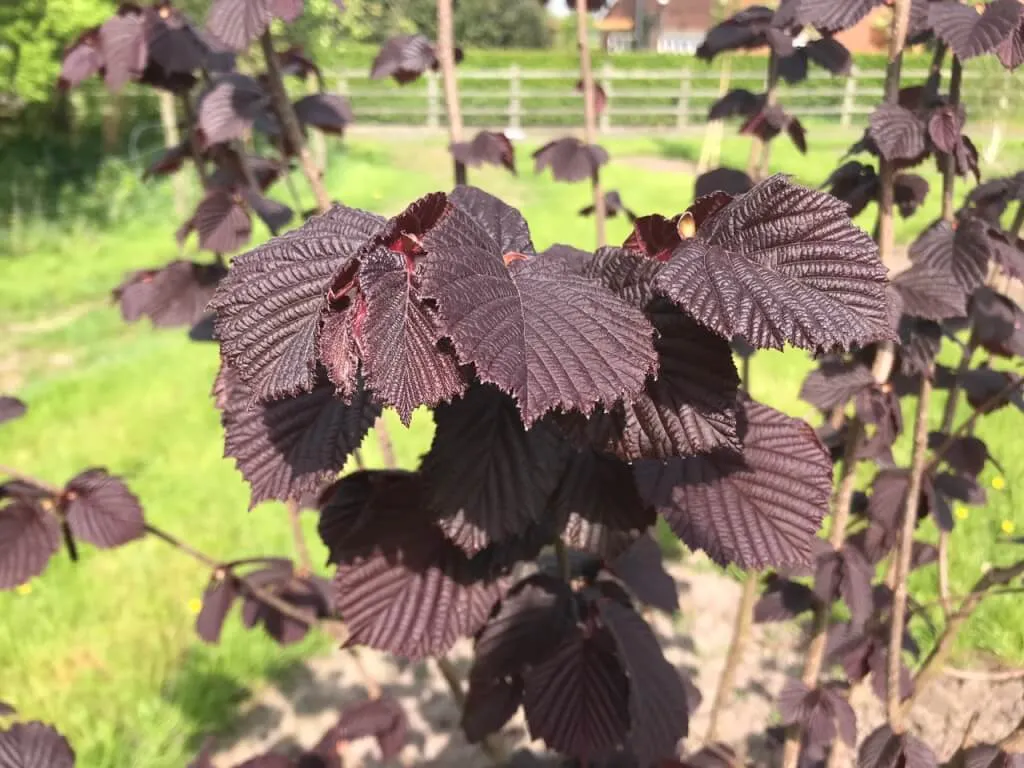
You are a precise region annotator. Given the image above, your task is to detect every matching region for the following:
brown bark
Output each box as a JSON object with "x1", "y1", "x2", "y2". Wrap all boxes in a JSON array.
[
  {"x1": 436, "y1": 0, "x2": 467, "y2": 186},
  {"x1": 575, "y1": 0, "x2": 606, "y2": 247}
]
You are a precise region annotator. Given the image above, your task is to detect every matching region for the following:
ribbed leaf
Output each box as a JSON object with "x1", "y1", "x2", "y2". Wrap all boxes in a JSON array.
[
  {"x1": 800, "y1": 357, "x2": 874, "y2": 411},
  {"x1": 858, "y1": 724, "x2": 937, "y2": 768},
  {"x1": 778, "y1": 679, "x2": 857, "y2": 749},
  {"x1": 532, "y1": 138, "x2": 609, "y2": 183},
  {"x1": 891, "y1": 262, "x2": 967, "y2": 321},
  {"x1": 61, "y1": 469, "x2": 144, "y2": 548},
  {"x1": 369, "y1": 35, "x2": 441, "y2": 84},
  {"x1": 0, "y1": 721, "x2": 75, "y2": 768},
  {"x1": 329, "y1": 696, "x2": 408, "y2": 761},
  {"x1": 653, "y1": 175, "x2": 891, "y2": 352},
  {"x1": 813, "y1": 545, "x2": 873, "y2": 627},
  {"x1": 197, "y1": 74, "x2": 267, "y2": 146},
  {"x1": 450, "y1": 131, "x2": 517, "y2": 175},
  {"x1": 195, "y1": 574, "x2": 238, "y2": 644},
  {"x1": 633, "y1": 399, "x2": 830, "y2": 568},
  {"x1": 928, "y1": 0, "x2": 1022, "y2": 61},
  {"x1": 908, "y1": 217, "x2": 989, "y2": 294},
  {"x1": 99, "y1": 8, "x2": 147, "y2": 91},
  {"x1": 206, "y1": 0, "x2": 273, "y2": 51},
  {"x1": 182, "y1": 188, "x2": 252, "y2": 253},
  {"x1": 868, "y1": 105, "x2": 927, "y2": 163},
  {"x1": 420, "y1": 204, "x2": 657, "y2": 424},
  {"x1": 462, "y1": 675, "x2": 523, "y2": 744},
  {"x1": 0, "y1": 502, "x2": 60, "y2": 590},
  {"x1": 293, "y1": 93, "x2": 353, "y2": 134}
]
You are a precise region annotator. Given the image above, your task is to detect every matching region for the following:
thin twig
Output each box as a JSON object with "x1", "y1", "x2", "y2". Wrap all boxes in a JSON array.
[
  {"x1": 943, "y1": 666, "x2": 1024, "y2": 682},
  {"x1": 258, "y1": 31, "x2": 332, "y2": 213},
  {"x1": 179, "y1": 92, "x2": 209, "y2": 188},
  {"x1": 704, "y1": 572, "x2": 758, "y2": 742},
  {"x1": 436, "y1": 0, "x2": 466, "y2": 187},
  {"x1": 575, "y1": 0, "x2": 606, "y2": 247},
  {"x1": 286, "y1": 498, "x2": 313, "y2": 575}
]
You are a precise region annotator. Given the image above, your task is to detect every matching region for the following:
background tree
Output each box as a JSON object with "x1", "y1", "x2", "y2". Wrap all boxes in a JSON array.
[{"x1": 404, "y1": 0, "x2": 553, "y2": 48}]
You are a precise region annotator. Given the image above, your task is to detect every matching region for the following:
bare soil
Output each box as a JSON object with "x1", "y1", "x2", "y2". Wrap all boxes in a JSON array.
[{"x1": 208, "y1": 559, "x2": 1024, "y2": 767}]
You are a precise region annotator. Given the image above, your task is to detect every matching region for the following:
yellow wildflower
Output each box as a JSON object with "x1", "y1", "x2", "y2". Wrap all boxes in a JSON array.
[
  {"x1": 954, "y1": 504, "x2": 969, "y2": 520},
  {"x1": 187, "y1": 597, "x2": 203, "y2": 615},
  {"x1": 15, "y1": 583, "x2": 32, "y2": 596},
  {"x1": 1002, "y1": 520, "x2": 1016, "y2": 535},
  {"x1": 992, "y1": 476, "x2": 1006, "y2": 491}
]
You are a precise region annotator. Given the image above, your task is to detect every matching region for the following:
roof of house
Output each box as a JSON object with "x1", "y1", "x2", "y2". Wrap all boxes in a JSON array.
[{"x1": 596, "y1": 0, "x2": 714, "y2": 32}]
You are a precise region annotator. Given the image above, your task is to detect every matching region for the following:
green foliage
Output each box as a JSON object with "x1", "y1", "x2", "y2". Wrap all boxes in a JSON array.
[{"x1": 401, "y1": 0, "x2": 553, "y2": 49}]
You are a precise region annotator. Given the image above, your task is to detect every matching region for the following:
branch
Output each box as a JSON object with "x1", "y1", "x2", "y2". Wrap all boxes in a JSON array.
[
  {"x1": 286, "y1": 498, "x2": 312, "y2": 576},
  {"x1": 575, "y1": 0, "x2": 606, "y2": 247},
  {"x1": 751, "y1": 51, "x2": 779, "y2": 181},
  {"x1": 436, "y1": 0, "x2": 466, "y2": 186},
  {"x1": 704, "y1": 573, "x2": 758, "y2": 741},
  {"x1": 258, "y1": 31, "x2": 332, "y2": 213}
]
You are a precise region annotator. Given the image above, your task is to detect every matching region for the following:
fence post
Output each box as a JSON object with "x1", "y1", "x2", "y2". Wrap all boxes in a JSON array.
[
  {"x1": 676, "y1": 67, "x2": 691, "y2": 129},
  {"x1": 426, "y1": 72, "x2": 440, "y2": 129},
  {"x1": 840, "y1": 66, "x2": 858, "y2": 128},
  {"x1": 599, "y1": 63, "x2": 612, "y2": 132},
  {"x1": 508, "y1": 65, "x2": 522, "y2": 133}
]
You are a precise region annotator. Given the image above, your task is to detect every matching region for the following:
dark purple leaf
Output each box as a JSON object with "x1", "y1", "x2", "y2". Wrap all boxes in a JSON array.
[
  {"x1": 753, "y1": 574, "x2": 819, "y2": 622},
  {"x1": 868, "y1": 105, "x2": 927, "y2": 163},
  {"x1": 463, "y1": 675, "x2": 523, "y2": 744},
  {"x1": 634, "y1": 399, "x2": 831, "y2": 569},
  {"x1": 778, "y1": 678, "x2": 857, "y2": 748},
  {"x1": 597, "y1": 597, "x2": 689, "y2": 764},
  {"x1": 143, "y1": 141, "x2": 192, "y2": 180},
  {"x1": 100, "y1": 7, "x2": 148, "y2": 91},
  {"x1": 960, "y1": 367, "x2": 1024, "y2": 413},
  {"x1": 927, "y1": 104, "x2": 963, "y2": 155},
  {"x1": 330, "y1": 696, "x2": 408, "y2": 761},
  {"x1": 0, "y1": 721, "x2": 75, "y2": 768},
  {"x1": 858, "y1": 724, "x2": 937, "y2": 768},
  {"x1": 420, "y1": 384, "x2": 572, "y2": 553},
  {"x1": 293, "y1": 93, "x2": 353, "y2": 134},
  {"x1": 241, "y1": 190, "x2": 294, "y2": 233},
  {"x1": 782, "y1": 0, "x2": 883, "y2": 32},
  {"x1": 928, "y1": 0, "x2": 1022, "y2": 61},
  {"x1": 182, "y1": 188, "x2": 252, "y2": 253},
  {"x1": 449, "y1": 186, "x2": 534, "y2": 254},
  {"x1": 205, "y1": 0, "x2": 289, "y2": 51},
  {"x1": 608, "y1": 534, "x2": 678, "y2": 613},
  {"x1": 934, "y1": 471, "x2": 986, "y2": 505},
  {"x1": 58, "y1": 27, "x2": 103, "y2": 89},
  {"x1": 451, "y1": 131, "x2": 516, "y2": 174},
  {"x1": 533, "y1": 137, "x2": 609, "y2": 183},
  {"x1": 927, "y1": 432, "x2": 991, "y2": 478},
  {"x1": 579, "y1": 190, "x2": 634, "y2": 221},
  {"x1": 419, "y1": 201, "x2": 657, "y2": 424},
  {"x1": 813, "y1": 545, "x2": 873, "y2": 627},
  {"x1": 0, "y1": 397, "x2": 26, "y2": 426},
  {"x1": 739, "y1": 106, "x2": 806, "y2": 154},
  {"x1": 369, "y1": 35, "x2": 445, "y2": 84},
  {"x1": 970, "y1": 287, "x2": 1024, "y2": 358},
  {"x1": 217, "y1": 364, "x2": 380, "y2": 507},
  {"x1": 654, "y1": 174, "x2": 891, "y2": 353},
  {"x1": 114, "y1": 260, "x2": 226, "y2": 330},
  {"x1": 805, "y1": 36, "x2": 853, "y2": 73},
  {"x1": 890, "y1": 262, "x2": 968, "y2": 321},
  {"x1": 0, "y1": 501, "x2": 61, "y2": 590},
  {"x1": 908, "y1": 216, "x2": 989, "y2": 295},
  {"x1": 997, "y1": 17, "x2": 1024, "y2": 69},
  {"x1": 694, "y1": 168, "x2": 753, "y2": 198},
  {"x1": 522, "y1": 625, "x2": 629, "y2": 760},
  {"x1": 211, "y1": 202, "x2": 384, "y2": 403},
  {"x1": 822, "y1": 161, "x2": 878, "y2": 218},
  {"x1": 800, "y1": 357, "x2": 874, "y2": 411},
  {"x1": 146, "y1": 3, "x2": 221, "y2": 76},
  {"x1": 961, "y1": 745, "x2": 1024, "y2": 768},
  {"x1": 895, "y1": 316, "x2": 942, "y2": 379},
  {"x1": 196, "y1": 572, "x2": 238, "y2": 644},
  {"x1": 197, "y1": 74, "x2": 267, "y2": 147},
  {"x1": 698, "y1": 6, "x2": 789, "y2": 59},
  {"x1": 707, "y1": 89, "x2": 764, "y2": 121},
  {"x1": 895, "y1": 173, "x2": 930, "y2": 218},
  {"x1": 60, "y1": 469, "x2": 144, "y2": 549},
  {"x1": 241, "y1": 573, "x2": 330, "y2": 646}
]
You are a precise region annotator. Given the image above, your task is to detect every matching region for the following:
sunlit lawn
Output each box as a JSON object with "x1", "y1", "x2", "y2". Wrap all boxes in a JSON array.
[{"x1": 1, "y1": 132, "x2": 1022, "y2": 768}]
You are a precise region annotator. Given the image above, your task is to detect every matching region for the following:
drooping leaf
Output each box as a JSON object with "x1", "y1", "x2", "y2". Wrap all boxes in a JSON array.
[
  {"x1": 293, "y1": 93, "x2": 353, "y2": 134},
  {"x1": 890, "y1": 262, "x2": 967, "y2": 321},
  {"x1": 419, "y1": 202, "x2": 657, "y2": 424},
  {"x1": 927, "y1": 432, "x2": 992, "y2": 479},
  {"x1": 420, "y1": 384, "x2": 571, "y2": 553},
  {"x1": 813, "y1": 545, "x2": 873, "y2": 627},
  {"x1": 328, "y1": 696, "x2": 408, "y2": 761},
  {"x1": 908, "y1": 217, "x2": 989, "y2": 295},
  {"x1": 597, "y1": 597, "x2": 689, "y2": 764},
  {"x1": 868, "y1": 105, "x2": 927, "y2": 163},
  {"x1": 197, "y1": 74, "x2": 267, "y2": 147},
  {"x1": 800, "y1": 357, "x2": 874, "y2": 412},
  {"x1": 240, "y1": 572, "x2": 331, "y2": 646},
  {"x1": 698, "y1": 6, "x2": 792, "y2": 60},
  {"x1": 960, "y1": 367, "x2": 1024, "y2": 413},
  {"x1": 181, "y1": 188, "x2": 252, "y2": 253},
  {"x1": 100, "y1": 7, "x2": 148, "y2": 91},
  {"x1": 654, "y1": 175, "x2": 891, "y2": 352},
  {"x1": 0, "y1": 397, "x2": 26, "y2": 426},
  {"x1": 997, "y1": 16, "x2": 1024, "y2": 70},
  {"x1": 707, "y1": 89, "x2": 764, "y2": 121},
  {"x1": 778, "y1": 678, "x2": 857, "y2": 749},
  {"x1": 633, "y1": 399, "x2": 831, "y2": 569},
  {"x1": 607, "y1": 534, "x2": 679, "y2": 613},
  {"x1": 58, "y1": 28, "x2": 103, "y2": 89},
  {"x1": 970, "y1": 287, "x2": 1024, "y2": 358},
  {"x1": 928, "y1": 0, "x2": 1022, "y2": 61},
  {"x1": 206, "y1": 0, "x2": 314, "y2": 50},
  {"x1": 218, "y1": 364, "x2": 380, "y2": 507},
  {"x1": 533, "y1": 138, "x2": 609, "y2": 183},
  {"x1": 114, "y1": 260, "x2": 226, "y2": 330},
  {"x1": 0, "y1": 501, "x2": 61, "y2": 590},
  {"x1": 895, "y1": 316, "x2": 942, "y2": 379},
  {"x1": 195, "y1": 573, "x2": 238, "y2": 644},
  {"x1": 211, "y1": 203, "x2": 385, "y2": 402},
  {"x1": 778, "y1": 0, "x2": 884, "y2": 33},
  {"x1": 858, "y1": 724, "x2": 937, "y2": 768},
  {"x1": 740, "y1": 106, "x2": 807, "y2": 154},
  {"x1": 0, "y1": 721, "x2": 75, "y2": 768},
  {"x1": 959, "y1": 745, "x2": 1024, "y2": 768},
  {"x1": 462, "y1": 675, "x2": 524, "y2": 744},
  {"x1": 60, "y1": 469, "x2": 144, "y2": 549},
  {"x1": 753, "y1": 574, "x2": 820, "y2": 622},
  {"x1": 522, "y1": 625, "x2": 630, "y2": 760},
  {"x1": 579, "y1": 190, "x2": 635, "y2": 221},
  {"x1": 450, "y1": 131, "x2": 516, "y2": 175},
  {"x1": 241, "y1": 190, "x2": 293, "y2": 233},
  {"x1": 369, "y1": 34, "x2": 449, "y2": 84}
]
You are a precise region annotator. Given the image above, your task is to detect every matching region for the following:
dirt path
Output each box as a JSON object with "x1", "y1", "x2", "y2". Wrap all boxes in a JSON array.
[{"x1": 208, "y1": 559, "x2": 1023, "y2": 767}]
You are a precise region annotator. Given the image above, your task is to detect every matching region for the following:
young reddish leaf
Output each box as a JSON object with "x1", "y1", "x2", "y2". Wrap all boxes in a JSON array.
[
  {"x1": 369, "y1": 34, "x2": 449, "y2": 84},
  {"x1": 59, "y1": 27, "x2": 104, "y2": 89},
  {"x1": 0, "y1": 396, "x2": 26, "y2": 426},
  {"x1": 800, "y1": 357, "x2": 874, "y2": 412},
  {"x1": 522, "y1": 625, "x2": 630, "y2": 759},
  {"x1": 100, "y1": 7, "x2": 148, "y2": 91},
  {"x1": 356, "y1": 247, "x2": 465, "y2": 423},
  {"x1": 633, "y1": 399, "x2": 830, "y2": 569},
  {"x1": 554, "y1": 450, "x2": 654, "y2": 557},
  {"x1": 890, "y1": 262, "x2": 968, "y2": 321},
  {"x1": 597, "y1": 597, "x2": 689, "y2": 764},
  {"x1": 532, "y1": 137, "x2": 609, "y2": 183},
  {"x1": 217, "y1": 364, "x2": 380, "y2": 507},
  {"x1": 182, "y1": 188, "x2": 252, "y2": 253},
  {"x1": 462, "y1": 675, "x2": 523, "y2": 744},
  {"x1": 622, "y1": 215, "x2": 682, "y2": 262},
  {"x1": 330, "y1": 525, "x2": 504, "y2": 659},
  {"x1": 753, "y1": 574, "x2": 820, "y2": 623},
  {"x1": 580, "y1": 300, "x2": 741, "y2": 459},
  {"x1": 197, "y1": 74, "x2": 268, "y2": 147},
  {"x1": 654, "y1": 175, "x2": 891, "y2": 353},
  {"x1": 909, "y1": 216, "x2": 990, "y2": 295},
  {"x1": 927, "y1": 104, "x2": 963, "y2": 155},
  {"x1": 0, "y1": 721, "x2": 75, "y2": 768},
  {"x1": 858, "y1": 724, "x2": 937, "y2": 768},
  {"x1": 695, "y1": 168, "x2": 753, "y2": 198},
  {"x1": 0, "y1": 501, "x2": 61, "y2": 590},
  {"x1": 421, "y1": 385, "x2": 571, "y2": 553},
  {"x1": 470, "y1": 573, "x2": 576, "y2": 683},
  {"x1": 114, "y1": 260, "x2": 227, "y2": 330},
  {"x1": 60, "y1": 469, "x2": 144, "y2": 549},
  {"x1": 928, "y1": 0, "x2": 1022, "y2": 61},
  {"x1": 778, "y1": 679, "x2": 857, "y2": 749},
  {"x1": 195, "y1": 573, "x2": 238, "y2": 644},
  {"x1": 211, "y1": 203, "x2": 385, "y2": 402},
  {"x1": 607, "y1": 533, "x2": 678, "y2": 613},
  {"x1": 293, "y1": 93, "x2": 353, "y2": 134},
  {"x1": 868, "y1": 105, "x2": 927, "y2": 163},
  {"x1": 450, "y1": 131, "x2": 517, "y2": 175},
  {"x1": 328, "y1": 696, "x2": 408, "y2": 761},
  {"x1": 419, "y1": 203, "x2": 657, "y2": 424}
]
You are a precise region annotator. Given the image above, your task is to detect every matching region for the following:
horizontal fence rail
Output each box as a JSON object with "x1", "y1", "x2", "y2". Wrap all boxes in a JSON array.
[{"x1": 324, "y1": 64, "x2": 1019, "y2": 131}]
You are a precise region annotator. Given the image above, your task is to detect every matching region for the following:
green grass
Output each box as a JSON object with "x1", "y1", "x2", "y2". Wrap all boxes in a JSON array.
[{"x1": 1, "y1": 134, "x2": 1022, "y2": 767}]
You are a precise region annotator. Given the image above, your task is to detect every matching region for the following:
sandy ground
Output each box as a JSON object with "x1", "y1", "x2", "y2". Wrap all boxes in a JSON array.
[{"x1": 208, "y1": 559, "x2": 1024, "y2": 767}]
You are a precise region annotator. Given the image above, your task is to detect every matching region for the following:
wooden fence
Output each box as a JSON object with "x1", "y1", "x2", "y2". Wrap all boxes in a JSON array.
[{"x1": 328, "y1": 64, "x2": 1018, "y2": 132}]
